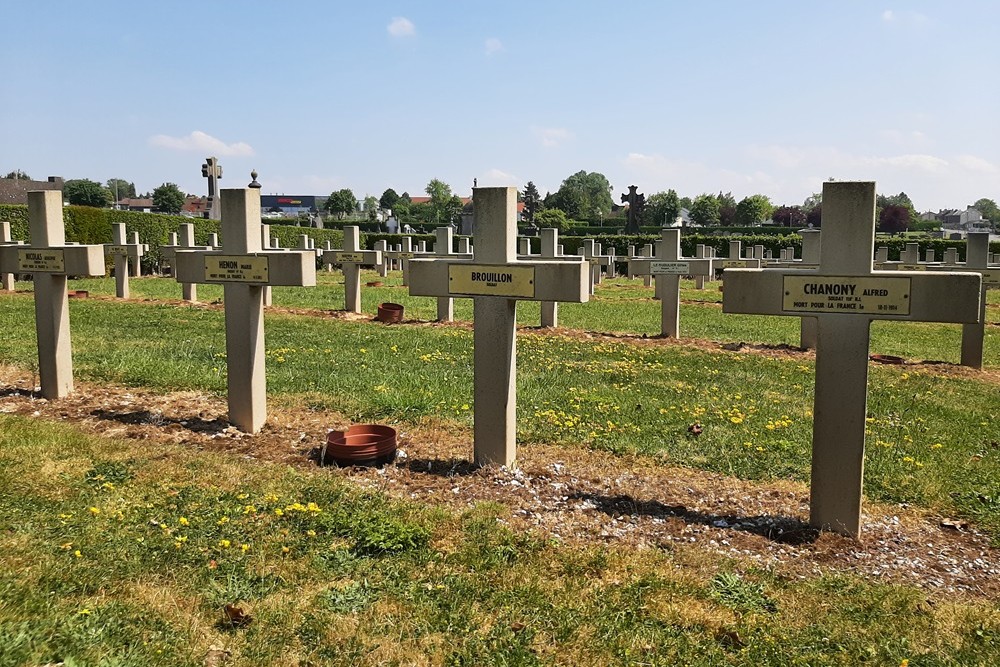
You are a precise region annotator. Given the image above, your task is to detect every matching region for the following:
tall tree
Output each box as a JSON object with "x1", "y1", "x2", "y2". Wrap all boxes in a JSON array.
[
  {"x1": 3, "y1": 169, "x2": 31, "y2": 180},
  {"x1": 151, "y1": 182, "x2": 185, "y2": 214},
  {"x1": 806, "y1": 204, "x2": 822, "y2": 227},
  {"x1": 802, "y1": 192, "x2": 822, "y2": 211},
  {"x1": 379, "y1": 188, "x2": 400, "y2": 211},
  {"x1": 64, "y1": 179, "x2": 112, "y2": 208},
  {"x1": 879, "y1": 205, "x2": 910, "y2": 234},
  {"x1": 877, "y1": 191, "x2": 918, "y2": 228},
  {"x1": 106, "y1": 178, "x2": 136, "y2": 201},
  {"x1": 717, "y1": 191, "x2": 737, "y2": 226},
  {"x1": 689, "y1": 194, "x2": 721, "y2": 226},
  {"x1": 324, "y1": 188, "x2": 358, "y2": 219},
  {"x1": 734, "y1": 194, "x2": 774, "y2": 226},
  {"x1": 771, "y1": 205, "x2": 806, "y2": 227},
  {"x1": 425, "y1": 178, "x2": 458, "y2": 224},
  {"x1": 363, "y1": 195, "x2": 379, "y2": 221},
  {"x1": 549, "y1": 170, "x2": 613, "y2": 220},
  {"x1": 521, "y1": 181, "x2": 542, "y2": 223},
  {"x1": 642, "y1": 189, "x2": 681, "y2": 226},
  {"x1": 534, "y1": 208, "x2": 571, "y2": 232}
]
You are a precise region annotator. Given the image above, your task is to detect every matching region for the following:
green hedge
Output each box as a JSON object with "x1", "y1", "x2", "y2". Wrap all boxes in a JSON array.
[{"x1": 0, "y1": 205, "x2": 344, "y2": 272}]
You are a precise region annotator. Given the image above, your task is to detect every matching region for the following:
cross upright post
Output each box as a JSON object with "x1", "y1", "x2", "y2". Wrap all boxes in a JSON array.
[
  {"x1": 0, "y1": 191, "x2": 105, "y2": 398},
  {"x1": 104, "y1": 223, "x2": 142, "y2": 298},
  {"x1": 799, "y1": 229, "x2": 822, "y2": 349},
  {"x1": 173, "y1": 189, "x2": 317, "y2": 432},
  {"x1": 723, "y1": 181, "x2": 982, "y2": 537},
  {"x1": 540, "y1": 228, "x2": 560, "y2": 328},
  {"x1": 408, "y1": 187, "x2": 589, "y2": 466},
  {"x1": 435, "y1": 226, "x2": 455, "y2": 322}
]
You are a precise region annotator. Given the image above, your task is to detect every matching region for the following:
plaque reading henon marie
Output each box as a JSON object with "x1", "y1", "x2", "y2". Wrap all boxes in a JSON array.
[
  {"x1": 18, "y1": 249, "x2": 65, "y2": 272},
  {"x1": 205, "y1": 255, "x2": 270, "y2": 283},
  {"x1": 448, "y1": 264, "x2": 535, "y2": 298},
  {"x1": 650, "y1": 261, "x2": 690, "y2": 275},
  {"x1": 782, "y1": 276, "x2": 911, "y2": 315}
]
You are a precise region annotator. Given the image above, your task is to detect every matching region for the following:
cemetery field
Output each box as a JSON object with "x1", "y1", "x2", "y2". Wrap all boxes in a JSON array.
[{"x1": 1, "y1": 276, "x2": 1000, "y2": 665}]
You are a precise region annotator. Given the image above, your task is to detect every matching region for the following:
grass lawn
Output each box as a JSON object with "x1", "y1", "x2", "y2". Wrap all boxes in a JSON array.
[{"x1": 0, "y1": 272, "x2": 999, "y2": 665}]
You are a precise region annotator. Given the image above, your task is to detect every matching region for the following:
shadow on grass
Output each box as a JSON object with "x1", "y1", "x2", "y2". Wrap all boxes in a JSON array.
[
  {"x1": 570, "y1": 491, "x2": 820, "y2": 545},
  {"x1": 90, "y1": 408, "x2": 231, "y2": 434}
]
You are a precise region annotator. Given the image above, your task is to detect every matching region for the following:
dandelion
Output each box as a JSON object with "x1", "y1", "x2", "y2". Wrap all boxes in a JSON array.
[
  {"x1": 217, "y1": 516, "x2": 230, "y2": 525},
  {"x1": 178, "y1": 517, "x2": 189, "y2": 526},
  {"x1": 74, "y1": 550, "x2": 82, "y2": 558},
  {"x1": 461, "y1": 404, "x2": 470, "y2": 411},
  {"x1": 241, "y1": 543, "x2": 250, "y2": 553},
  {"x1": 78, "y1": 608, "x2": 91, "y2": 616},
  {"x1": 88, "y1": 507, "x2": 100, "y2": 516},
  {"x1": 931, "y1": 443, "x2": 943, "y2": 449},
  {"x1": 306, "y1": 530, "x2": 317, "y2": 537},
  {"x1": 274, "y1": 508, "x2": 284, "y2": 517},
  {"x1": 281, "y1": 546, "x2": 290, "y2": 554},
  {"x1": 218, "y1": 539, "x2": 231, "y2": 549}
]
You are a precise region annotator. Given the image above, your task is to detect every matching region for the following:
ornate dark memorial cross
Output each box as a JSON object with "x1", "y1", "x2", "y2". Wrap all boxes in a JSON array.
[
  {"x1": 621, "y1": 185, "x2": 645, "y2": 235},
  {"x1": 201, "y1": 156, "x2": 223, "y2": 221}
]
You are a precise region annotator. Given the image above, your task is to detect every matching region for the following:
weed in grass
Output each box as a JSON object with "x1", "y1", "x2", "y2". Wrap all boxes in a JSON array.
[{"x1": 709, "y1": 571, "x2": 778, "y2": 614}]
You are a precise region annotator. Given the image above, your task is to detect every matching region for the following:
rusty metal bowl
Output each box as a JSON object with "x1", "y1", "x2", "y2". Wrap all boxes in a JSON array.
[
  {"x1": 323, "y1": 424, "x2": 397, "y2": 467},
  {"x1": 375, "y1": 302, "x2": 404, "y2": 323}
]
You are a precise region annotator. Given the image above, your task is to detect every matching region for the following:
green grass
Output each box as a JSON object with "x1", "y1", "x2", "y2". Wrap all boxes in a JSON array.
[
  {"x1": 1, "y1": 416, "x2": 998, "y2": 666},
  {"x1": 0, "y1": 286, "x2": 999, "y2": 539}
]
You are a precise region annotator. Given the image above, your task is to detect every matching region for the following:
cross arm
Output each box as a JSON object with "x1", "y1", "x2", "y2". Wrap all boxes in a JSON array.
[
  {"x1": 408, "y1": 258, "x2": 590, "y2": 303},
  {"x1": 173, "y1": 250, "x2": 318, "y2": 286},
  {"x1": 0, "y1": 245, "x2": 105, "y2": 276}
]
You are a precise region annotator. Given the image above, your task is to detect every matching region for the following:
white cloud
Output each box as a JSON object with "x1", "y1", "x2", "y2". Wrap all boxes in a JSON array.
[
  {"x1": 863, "y1": 153, "x2": 948, "y2": 171},
  {"x1": 532, "y1": 126, "x2": 573, "y2": 148},
  {"x1": 387, "y1": 17, "x2": 415, "y2": 37},
  {"x1": 148, "y1": 130, "x2": 254, "y2": 157},
  {"x1": 882, "y1": 9, "x2": 894, "y2": 21},
  {"x1": 954, "y1": 155, "x2": 999, "y2": 174},
  {"x1": 484, "y1": 38, "x2": 503, "y2": 55},
  {"x1": 881, "y1": 9, "x2": 930, "y2": 28},
  {"x1": 480, "y1": 168, "x2": 519, "y2": 186}
]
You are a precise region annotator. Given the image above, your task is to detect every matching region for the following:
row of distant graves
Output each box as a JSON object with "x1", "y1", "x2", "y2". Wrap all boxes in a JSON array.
[{"x1": 0, "y1": 184, "x2": 995, "y2": 539}]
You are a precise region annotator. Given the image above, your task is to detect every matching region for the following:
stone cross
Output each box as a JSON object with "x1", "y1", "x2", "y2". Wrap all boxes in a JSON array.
[
  {"x1": 723, "y1": 181, "x2": 982, "y2": 537},
  {"x1": 201, "y1": 157, "x2": 223, "y2": 221},
  {"x1": 0, "y1": 191, "x2": 105, "y2": 398},
  {"x1": 627, "y1": 229, "x2": 713, "y2": 337},
  {"x1": 928, "y1": 232, "x2": 996, "y2": 369},
  {"x1": 172, "y1": 189, "x2": 317, "y2": 432},
  {"x1": 128, "y1": 232, "x2": 145, "y2": 277},
  {"x1": 104, "y1": 224, "x2": 145, "y2": 298},
  {"x1": 321, "y1": 226, "x2": 382, "y2": 313},
  {"x1": 408, "y1": 187, "x2": 589, "y2": 466},
  {"x1": 373, "y1": 240, "x2": 389, "y2": 277},
  {"x1": 621, "y1": 185, "x2": 645, "y2": 235},
  {"x1": 0, "y1": 221, "x2": 23, "y2": 291},
  {"x1": 578, "y1": 240, "x2": 613, "y2": 294},
  {"x1": 434, "y1": 226, "x2": 455, "y2": 321}
]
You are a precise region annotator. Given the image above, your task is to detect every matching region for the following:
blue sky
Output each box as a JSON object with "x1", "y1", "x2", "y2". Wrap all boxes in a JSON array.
[{"x1": 2, "y1": 2, "x2": 997, "y2": 211}]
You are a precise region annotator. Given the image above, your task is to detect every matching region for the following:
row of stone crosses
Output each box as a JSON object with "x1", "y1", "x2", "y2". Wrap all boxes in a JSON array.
[{"x1": 0, "y1": 183, "x2": 994, "y2": 539}]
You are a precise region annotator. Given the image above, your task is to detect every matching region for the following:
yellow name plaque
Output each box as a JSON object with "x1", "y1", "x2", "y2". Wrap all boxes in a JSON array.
[
  {"x1": 106, "y1": 245, "x2": 131, "y2": 255},
  {"x1": 650, "y1": 261, "x2": 689, "y2": 275},
  {"x1": 334, "y1": 252, "x2": 365, "y2": 263},
  {"x1": 18, "y1": 249, "x2": 65, "y2": 272},
  {"x1": 722, "y1": 260, "x2": 751, "y2": 269},
  {"x1": 205, "y1": 255, "x2": 270, "y2": 283},
  {"x1": 448, "y1": 264, "x2": 535, "y2": 298},
  {"x1": 395, "y1": 252, "x2": 415, "y2": 259},
  {"x1": 980, "y1": 270, "x2": 999, "y2": 287},
  {"x1": 898, "y1": 264, "x2": 927, "y2": 271},
  {"x1": 783, "y1": 276, "x2": 911, "y2": 315}
]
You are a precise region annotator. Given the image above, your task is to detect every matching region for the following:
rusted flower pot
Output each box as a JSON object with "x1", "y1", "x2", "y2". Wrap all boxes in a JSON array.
[
  {"x1": 68, "y1": 290, "x2": 89, "y2": 299},
  {"x1": 323, "y1": 424, "x2": 397, "y2": 467},
  {"x1": 869, "y1": 354, "x2": 905, "y2": 365},
  {"x1": 366, "y1": 281, "x2": 383, "y2": 287},
  {"x1": 376, "y1": 302, "x2": 404, "y2": 323}
]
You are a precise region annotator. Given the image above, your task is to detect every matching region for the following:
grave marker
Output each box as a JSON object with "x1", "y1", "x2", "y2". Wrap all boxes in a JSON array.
[
  {"x1": 723, "y1": 181, "x2": 981, "y2": 536},
  {"x1": 408, "y1": 187, "x2": 589, "y2": 466},
  {"x1": 0, "y1": 191, "x2": 105, "y2": 398},
  {"x1": 104, "y1": 224, "x2": 145, "y2": 298},
  {"x1": 0, "y1": 221, "x2": 24, "y2": 291},
  {"x1": 628, "y1": 229, "x2": 713, "y2": 337},
  {"x1": 321, "y1": 226, "x2": 382, "y2": 313},
  {"x1": 173, "y1": 189, "x2": 317, "y2": 432}
]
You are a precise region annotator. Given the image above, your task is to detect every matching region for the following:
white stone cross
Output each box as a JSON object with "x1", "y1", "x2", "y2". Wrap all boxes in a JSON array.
[
  {"x1": 0, "y1": 191, "x2": 105, "y2": 398},
  {"x1": 408, "y1": 187, "x2": 589, "y2": 466},
  {"x1": 540, "y1": 228, "x2": 560, "y2": 328},
  {"x1": 578, "y1": 240, "x2": 613, "y2": 294},
  {"x1": 104, "y1": 224, "x2": 145, "y2": 298},
  {"x1": 627, "y1": 229, "x2": 713, "y2": 337},
  {"x1": 434, "y1": 226, "x2": 456, "y2": 321},
  {"x1": 723, "y1": 181, "x2": 982, "y2": 537},
  {"x1": 172, "y1": 189, "x2": 317, "y2": 433},
  {"x1": 321, "y1": 226, "x2": 382, "y2": 313}
]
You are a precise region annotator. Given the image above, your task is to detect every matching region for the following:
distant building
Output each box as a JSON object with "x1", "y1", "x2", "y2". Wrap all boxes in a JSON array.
[
  {"x1": 260, "y1": 194, "x2": 324, "y2": 216},
  {"x1": 0, "y1": 176, "x2": 64, "y2": 205}
]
